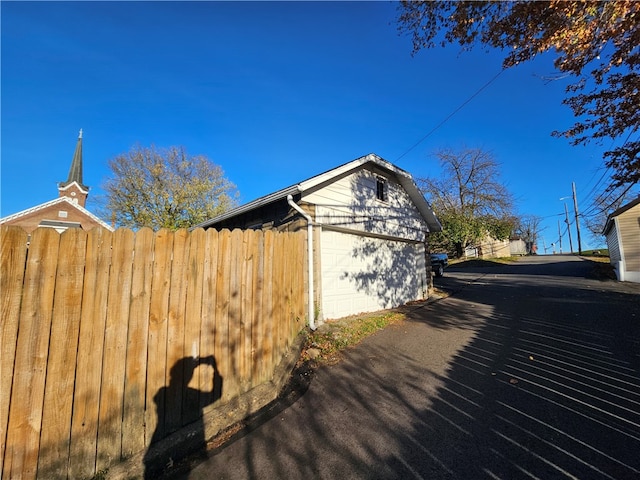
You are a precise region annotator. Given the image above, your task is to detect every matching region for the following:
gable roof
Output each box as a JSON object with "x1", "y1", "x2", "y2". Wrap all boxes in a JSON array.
[
  {"x1": 0, "y1": 196, "x2": 114, "y2": 231},
  {"x1": 194, "y1": 153, "x2": 442, "y2": 232},
  {"x1": 603, "y1": 196, "x2": 640, "y2": 235}
]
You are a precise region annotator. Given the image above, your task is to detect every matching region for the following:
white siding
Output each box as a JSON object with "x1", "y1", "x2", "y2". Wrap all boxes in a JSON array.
[
  {"x1": 618, "y1": 207, "x2": 640, "y2": 273},
  {"x1": 304, "y1": 168, "x2": 428, "y2": 242},
  {"x1": 320, "y1": 229, "x2": 427, "y2": 320},
  {"x1": 606, "y1": 220, "x2": 622, "y2": 263},
  {"x1": 605, "y1": 204, "x2": 640, "y2": 283}
]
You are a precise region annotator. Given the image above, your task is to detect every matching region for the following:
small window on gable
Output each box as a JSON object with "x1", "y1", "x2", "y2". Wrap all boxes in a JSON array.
[
  {"x1": 376, "y1": 177, "x2": 388, "y2": 202},
  {"x1": 58, "y1": 210, "x2": 68, "y2": 218}
]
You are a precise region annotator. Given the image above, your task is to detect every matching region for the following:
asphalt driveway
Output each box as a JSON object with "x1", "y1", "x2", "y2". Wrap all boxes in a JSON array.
[{"x1": 173, "y1": 255, "x2": 640, "y2": 480}]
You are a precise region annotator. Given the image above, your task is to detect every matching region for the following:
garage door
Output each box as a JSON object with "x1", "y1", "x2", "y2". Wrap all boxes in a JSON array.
[{"x1": 320, "y1": 229, "x2": 427, "y2": 320}]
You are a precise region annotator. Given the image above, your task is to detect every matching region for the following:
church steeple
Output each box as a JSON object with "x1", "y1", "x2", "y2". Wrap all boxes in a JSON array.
[{"x1": 58, "y1": 129, "x2": 89, "y2": 207}]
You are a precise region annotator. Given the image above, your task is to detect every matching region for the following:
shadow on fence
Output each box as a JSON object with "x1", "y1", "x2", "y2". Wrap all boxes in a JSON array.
[{"x1": 144, "y1": 356, "x2": 223, "y2": 479}]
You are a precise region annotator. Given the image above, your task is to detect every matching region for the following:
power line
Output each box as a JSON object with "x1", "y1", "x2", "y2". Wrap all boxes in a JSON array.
[
  {"x1": 396, "y1": 68, "x2": 506, "y2": 161},
  {"x1": 580, "y1": 129, "x2": 637, "y2": 217}
]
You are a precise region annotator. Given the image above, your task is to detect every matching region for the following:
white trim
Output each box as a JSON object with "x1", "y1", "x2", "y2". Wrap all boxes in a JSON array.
[
  {"x1": 0, "y1": 197, "x2": 114, "y2": 231},
  {"x1": 58, "y1": 181, "x2": 89, "y2": 195}
]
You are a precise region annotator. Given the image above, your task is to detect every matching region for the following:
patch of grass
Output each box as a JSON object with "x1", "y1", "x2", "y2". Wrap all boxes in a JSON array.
[
  {"x1": 581, "y1": 249, "x2": 609, "y2": 257},
  {"x1": 583, "y1": 255, "x2": 610, "y2": 264},
  {"x1": 303, "y1": 311, "x2": 405, "y2": 364}
]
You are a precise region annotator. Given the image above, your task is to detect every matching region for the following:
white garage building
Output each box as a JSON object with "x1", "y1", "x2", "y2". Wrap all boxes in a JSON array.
[{"x1": 195, "y1": 154, "x2": 442, "y2": 324}]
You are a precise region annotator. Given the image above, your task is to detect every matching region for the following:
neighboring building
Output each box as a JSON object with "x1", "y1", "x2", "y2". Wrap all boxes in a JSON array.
[
  {"x1": 477, "y1": 237, "x2": 511, "y2": 258},
  {"x1": 194, "y1": 153, "x2": 442, "y2": 323},
  {"x1": 463, "y1": 236, "x2": 533, "y2": 259},
  {"x1": 0, "y1": 130, "x2": 113, "y2": 233},
  {"x1": 603, "y1": 196, "x2": 640, "y2": 283},
  {"x1": 510, "y1": 237, "x2": 528, "y2": 256}
]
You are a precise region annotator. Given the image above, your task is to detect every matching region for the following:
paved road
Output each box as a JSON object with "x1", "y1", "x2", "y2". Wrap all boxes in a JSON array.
[{"x1": 174, "y1": 255, "x2": 640, "y2": 480}]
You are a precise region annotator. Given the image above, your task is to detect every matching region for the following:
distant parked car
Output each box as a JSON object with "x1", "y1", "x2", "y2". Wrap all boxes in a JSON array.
[{"x1": 430, "y1": 253, "x2": 448, "y2": 277}]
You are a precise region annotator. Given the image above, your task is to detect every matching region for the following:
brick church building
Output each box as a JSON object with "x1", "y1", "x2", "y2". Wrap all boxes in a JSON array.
[{"x1": 0, "y1": 130, "x2": 113, "y2": 233}]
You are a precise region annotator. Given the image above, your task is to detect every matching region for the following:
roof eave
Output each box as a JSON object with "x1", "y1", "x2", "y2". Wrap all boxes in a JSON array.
[{"x1": 192, "y1": 184, "x2": 302, "y2": 229}]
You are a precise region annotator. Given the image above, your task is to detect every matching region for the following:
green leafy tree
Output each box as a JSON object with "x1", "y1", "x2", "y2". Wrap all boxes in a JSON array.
[
  {"x1": 419, "y1": 147, "x2": 517, "y2": 257},
  {"x1": 102, "y1": 145, "x2": 238, "y2": 230},
  {"x1": 397, "y1": 1, "x2": 639, "y2": 193}
]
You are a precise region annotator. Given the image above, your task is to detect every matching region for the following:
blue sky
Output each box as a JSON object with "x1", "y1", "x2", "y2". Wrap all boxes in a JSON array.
[{"x1": 1, "y1": 1, "x2": 620, "y2": 251}]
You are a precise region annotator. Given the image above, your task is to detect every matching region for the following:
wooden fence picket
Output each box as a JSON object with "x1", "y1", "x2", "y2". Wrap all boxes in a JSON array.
[
  {"x1": 250, "y1": 230, "x2": 264, "y2": 386},
  {"x1": 165, "y1": 229, "x2": 190, "y2": 434},
  {"x1": 4, "y1": 228, "x2": 60, "y2": 479},
  {"x1": 214, "y1": 229, "x2": 231, "y2": 405},
  {"x1": 122, "y1": 227, "x2": 155, "y2": 458},
  {"x1": 261, "y1": 230, "x2": 275, "y2": 380},
  {"x1": 145, "y1": 228, "x2": 173, "y2": 446},
  {"x1": 183, "y1": 228, "x2": 206, "y2": 426},
  {"x1": 97, "y1": 228, "x2": 135, "y2": 470},
  {"x1": 68, "y1": 227, "x2": 113, "y2": 479},
  {"x1": 38, "y1": 228, "x2": 87, "y2": 478},
  {"x1": 200, "y1": 228, "x2": 218, "y2": 411},
  {"x1": 227, "y1": 229, "x2": 243, "y2": 400},
  {"x1": 0, "y1": 226, "x2": 28, "y2": 477}
]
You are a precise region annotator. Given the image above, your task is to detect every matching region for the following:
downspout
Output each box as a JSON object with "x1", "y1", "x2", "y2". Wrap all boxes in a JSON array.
[{"x1": 287, "y1": 195, "x2": 316, "y2": 331}]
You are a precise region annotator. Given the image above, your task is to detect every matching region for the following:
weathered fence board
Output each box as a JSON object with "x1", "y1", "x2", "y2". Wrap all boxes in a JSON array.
[
  {"x1": 1, "y1": 226, "x2": 307, "y2": 479},
  {"x1": 214, "y1": 229, "x2": 231, "y2": 405},
  {"x1": 145, "y1": 228, "x2": 173, "y2": 446},
  {"x1": 183, "y1": 227, "x2": 206, "y2": 426},
  {"x1": 69, "y1": 227, "x2": 113, "y2": 479},
  {"x1": 97, "y1": 228, "x2": 135, "y2": 471},
  {"x1": 261, "y1": 230, "x2": 275, "y2": 380},
  {"x1": 165, "y1": 228, "x2": 190, "y2": 435},
  {"x1": 122, "y1": 227, "x2": 155, "y2": 458},
  {"x1": 1, "y1": 226, "x2": 28, "y2": 477},
  {"x1": 199, "y1": 228, "x2": 218, "y2": 410},
  {"x1": 38, "y1": 229, "x2": 87, "y2": 478},
  {"x1": 250, "y1": 230, "x2": 264, "y2": 386},
  {"x1": 5, "y1": 228, "x2": 60, "y2": 479}
]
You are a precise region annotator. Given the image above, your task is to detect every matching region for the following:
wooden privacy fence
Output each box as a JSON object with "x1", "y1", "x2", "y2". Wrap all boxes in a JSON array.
[{"x1": 1, "y1": 225, "x2": 307, "y2": 479}]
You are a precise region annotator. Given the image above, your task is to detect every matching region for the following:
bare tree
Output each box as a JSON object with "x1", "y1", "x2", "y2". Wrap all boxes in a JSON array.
[
  {"x1": 514, "y1": 215, "x2": 544, "y2": 254},
  {"x1": 418, "y1": 147, "x2": 516, "y2": 257},
  {"x1": 102, "y1": 145, "x2": 238, "y2": 230}
]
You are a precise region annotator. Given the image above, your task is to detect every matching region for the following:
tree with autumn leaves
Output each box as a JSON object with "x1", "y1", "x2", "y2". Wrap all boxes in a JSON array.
[
  {"x1": 397, "y1": 1, "x2": 639, "y2": 215},
  {"x1": 102, "y1": 145, "x2": 238, "y2": 230}
]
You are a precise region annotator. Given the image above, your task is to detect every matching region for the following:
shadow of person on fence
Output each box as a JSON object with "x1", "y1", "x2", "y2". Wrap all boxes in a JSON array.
[{"x1": 144, "y1": 355, "x2": 223, "y2": 479}]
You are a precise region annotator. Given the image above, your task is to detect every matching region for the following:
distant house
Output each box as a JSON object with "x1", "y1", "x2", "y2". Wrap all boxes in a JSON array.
[
  {"x1": 194, "y1": 153, "x2": 442, "y2": 323},
  {"x1": 603, "y1": 196, "x2": 640, "y2": 283},
  {"x1": 0, "y1": 130, "x2": 113, "y2": 233},
  {"x1": 509, "y1": 237, "x2": 528, "y2": 256},
  {"x1": 477, "y1": 237, "x2": 511, "y2": 258}
]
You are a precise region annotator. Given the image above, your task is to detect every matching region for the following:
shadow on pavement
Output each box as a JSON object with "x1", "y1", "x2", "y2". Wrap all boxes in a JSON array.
[{"x1": 174, "y1": 257, "x2": 640, "y2": 479}]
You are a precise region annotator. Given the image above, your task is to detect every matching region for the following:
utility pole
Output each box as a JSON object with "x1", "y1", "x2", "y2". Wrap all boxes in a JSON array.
[
  {"x1": 557, "y1": 219, "x2": 563, "y2": 253},
  {"x1": 572, "y1": 182, "x2": 582, "y2": 255},
  {"x1": 564, "y1": 203, "x2": 574, "y2": 254}
]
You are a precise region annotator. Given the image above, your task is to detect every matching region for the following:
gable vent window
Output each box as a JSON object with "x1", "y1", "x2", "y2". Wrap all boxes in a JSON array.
[{"x1": 376, "y1": 177, "x2": 388, "y2": 202}]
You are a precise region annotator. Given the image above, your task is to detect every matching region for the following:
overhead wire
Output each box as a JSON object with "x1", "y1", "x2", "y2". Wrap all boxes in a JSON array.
[
  {"x1": 396, "y1": 68, "x2": 506, "y2": 162},
  {"x1": 580, "y1": 131, "x2": 637, "y2": 218}
]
